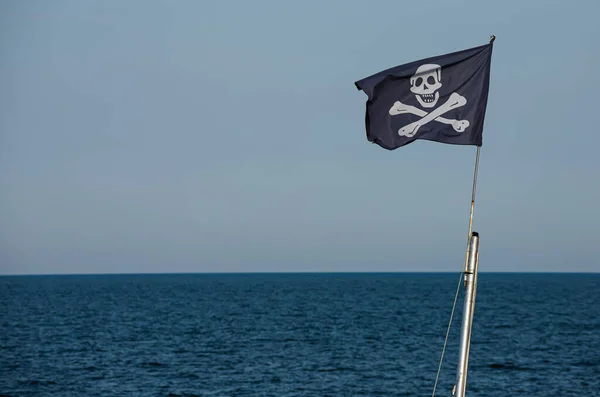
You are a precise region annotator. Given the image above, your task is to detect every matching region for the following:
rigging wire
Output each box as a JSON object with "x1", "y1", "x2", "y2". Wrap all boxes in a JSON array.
[{"x1": 431, "y1": 271, "x2": 463, "y2": 397}]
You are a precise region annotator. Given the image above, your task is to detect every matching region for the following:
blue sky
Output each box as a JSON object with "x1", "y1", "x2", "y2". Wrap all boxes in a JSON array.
[{"x1": 1, "y1": 0, "x2": 599, "y2": 274}]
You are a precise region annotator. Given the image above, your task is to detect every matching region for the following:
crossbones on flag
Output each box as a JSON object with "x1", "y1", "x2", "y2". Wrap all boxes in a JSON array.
[{"x1": 355, "y1": 42, "x2": 493, "y2": 150}]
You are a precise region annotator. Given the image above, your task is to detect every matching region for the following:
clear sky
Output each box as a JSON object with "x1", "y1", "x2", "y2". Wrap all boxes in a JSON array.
[{"x1": 1, "y1": 0, "x2": 599, "y2": 275}]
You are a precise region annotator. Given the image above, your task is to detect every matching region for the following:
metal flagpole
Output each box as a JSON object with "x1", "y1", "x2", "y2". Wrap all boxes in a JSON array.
[
  {"x1": 453, "y1": 37, "x2": 494, "y2": 395},
  {"x1": 433, "y1": 36, "x2": 495, "y2": 397},
  {"x1": 452, "y1": 146, "x2": 482, "y2": 397},
  {"x1": 453, "y1": 36, "x2": 495, "y2": 396}
]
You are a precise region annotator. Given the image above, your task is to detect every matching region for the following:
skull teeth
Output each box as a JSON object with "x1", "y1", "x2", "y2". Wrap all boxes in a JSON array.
[{"x1": 420, "y1": 94, "x2": 436, "y2": 103}]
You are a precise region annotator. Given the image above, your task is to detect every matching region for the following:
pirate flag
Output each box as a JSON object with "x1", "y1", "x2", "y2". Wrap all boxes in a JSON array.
[{"x1": 355, "y1": 41, "x2": 493, "y2": 150}]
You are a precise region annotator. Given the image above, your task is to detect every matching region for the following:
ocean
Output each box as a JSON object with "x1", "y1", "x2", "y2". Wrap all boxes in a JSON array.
[{"x1": 1, "y1": 273, "x2": 599, "y2": 396}]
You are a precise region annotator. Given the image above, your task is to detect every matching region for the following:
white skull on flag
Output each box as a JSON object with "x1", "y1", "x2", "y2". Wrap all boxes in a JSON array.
[{"x1": 410, "y1": 64, "x2": 442, "y2": 108}]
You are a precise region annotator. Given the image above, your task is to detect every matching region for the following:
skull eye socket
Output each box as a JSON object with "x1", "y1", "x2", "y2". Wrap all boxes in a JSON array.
[
  {"x1": 415, "y1": 77, "x2": 423, "y2": 87},
  {"x1": 427, "y1": 76, "x2": 437, "y2": 85}
]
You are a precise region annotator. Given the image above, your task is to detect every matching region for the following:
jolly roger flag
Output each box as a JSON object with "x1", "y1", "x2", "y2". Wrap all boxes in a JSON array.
[{"x1": 355, "y1": 42, "x2": 493, "y2": 150}]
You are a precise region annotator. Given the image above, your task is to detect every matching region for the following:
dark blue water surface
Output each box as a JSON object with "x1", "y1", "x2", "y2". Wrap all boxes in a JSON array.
[{"x1": 1, "y1": 273, "x2": 599, "y2": 396}]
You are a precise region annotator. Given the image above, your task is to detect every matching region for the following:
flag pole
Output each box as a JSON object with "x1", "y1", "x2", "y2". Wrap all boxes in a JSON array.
[
  {"x1": 452, "y1": 145, "x2": 482, "y2": 397},
  {"x1": 453, "y1": 30, "x2": 492, "y2": 393}
]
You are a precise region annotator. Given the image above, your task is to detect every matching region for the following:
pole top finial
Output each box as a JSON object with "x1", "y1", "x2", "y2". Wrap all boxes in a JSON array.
[{"x1": 489, "y1": 35, "x2": 496, "y2": 44}]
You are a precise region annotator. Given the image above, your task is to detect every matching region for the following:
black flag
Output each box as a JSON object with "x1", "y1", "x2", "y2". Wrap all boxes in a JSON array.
[{"x1": 355, "y1": 42, "x2": 493, "y2": 150}]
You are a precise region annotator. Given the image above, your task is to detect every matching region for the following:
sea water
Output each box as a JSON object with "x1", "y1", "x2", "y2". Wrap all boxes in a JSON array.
[{"x1": 1, "y1": 273, "x2": 599, "y2": 396}]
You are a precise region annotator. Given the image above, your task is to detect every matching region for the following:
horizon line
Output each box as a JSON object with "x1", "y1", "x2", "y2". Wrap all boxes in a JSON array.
[{"x1": 1, "y1": 270, "x2": 599, "y2": 277}]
